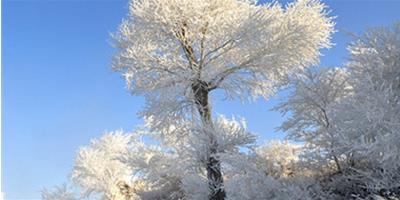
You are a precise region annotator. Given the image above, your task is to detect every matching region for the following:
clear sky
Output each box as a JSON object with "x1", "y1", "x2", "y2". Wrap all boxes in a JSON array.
[{"x1": 2, "y1": 0, "x2": 400, "y2": 199}]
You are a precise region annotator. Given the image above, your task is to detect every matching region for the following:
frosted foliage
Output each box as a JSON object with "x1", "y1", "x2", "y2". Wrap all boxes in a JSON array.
[
  {"x1": 274, "y1": 23, "x2": 400, "y2": 199},
  {"x1": 255, "y1": 141, "x2": 301, "y2": 177},
  {"x1": 229, "y1": 178, "x2": 325, "y2": 200},
  {"x1": 275, "y1": 67, "x2": 352, "y2": 169},
  {"x1": 111, "y1": 1, "x2": 334, "y2": 197},
  {"x1": 206, "y1": 115, "x2": 256, "y2": 153},
  {"x1": 66, "y1": 115, "x2": 260, "y2": 199},
  {"x1": 216, "y1": 142, "x2": 307, "y2": 200},
  {"x1": 276, "y1": 67, "x2": 351, "y2": 139},
  {"x1": 42, "y1": 185, "x2": 77, "y2": 200},
  {"x1": 69, "y1": 130, "x2": 186, "y2": 200},
  {"x1": 180, "y1": 116, "x2": 255, "y2": 166},
  {"x1": 43, "y1": 17, "x2": 400, "y2": 200},
  {"x1": 113, "y1": 0, "x2": 334, "y2": 131},
  {"x1": 348, "y1": 23, "x2": 400, "y2": 94},
  {"x1": 127, "y1": 117, "x2": 256, "y2": 199},
  {"x1": 143, "y1": 115, "x2": 256, "y2": 166},
  {"x1": 121, "y1": 143, "x2": 185, "y2": 200},
  {"x1": 333, "y1": 23, "x2": 400, "y2": 166},
  {"x1": 181, "y1": 174, "x2": 209, "y2": 200},
  {"x1": 331, "y1": 85, "x2": 400, "y2": 166},
  {"x1": 222, "y1": 150, "x2": 320, "y2": 200},
  {"x1": 71, "y1": 131, "x2": 135, "y2": 200}
]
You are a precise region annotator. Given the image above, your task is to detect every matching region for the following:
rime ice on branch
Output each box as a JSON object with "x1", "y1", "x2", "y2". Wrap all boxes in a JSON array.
[{"x1": 112, "y1": 0, "x2": 334, "y2": 199}]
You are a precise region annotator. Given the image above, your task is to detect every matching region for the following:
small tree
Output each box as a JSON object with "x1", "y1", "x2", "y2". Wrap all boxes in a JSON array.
[
  {"x1": 42, "y1": 185, "x2": 77, "y2": 200},
  {"x1": 71, "y1": 131, "x2": 135, "y2": 199},
  {"x1": 276, "y1": 23, "x2": 400, "y2": 199},
  {"x1": 112, "y1": 0, "x2": 334, "y2": 199},
  {"x1": 274, "y1": 67, "x2": 352, "y2": 172},
  {"x1": 70, "y1": 130, "x2": 187, "y2": 200},
  {"x1": 255, "y1": 140, "x2": 302, "y2": 178}
]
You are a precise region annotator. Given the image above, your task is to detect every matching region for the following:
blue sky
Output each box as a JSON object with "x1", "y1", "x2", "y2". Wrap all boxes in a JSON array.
[{"x1": 2, "y1": 0, "x2": 400, "y2": 199}]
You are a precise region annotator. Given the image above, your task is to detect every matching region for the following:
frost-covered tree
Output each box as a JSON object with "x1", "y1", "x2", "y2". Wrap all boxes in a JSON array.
[
  {"x1": 112, "y1": 0, "x2": 334, "y2": 198},
  {"x1": 42, "y1": 185, "x2": 77, "y2": 200},
  {"x1": 41, "y1": 1, "x2": 400, "y2": 199},
  {"x1": 335, "y1": 23, "x2": 400, "y2": 166},
  {"x1": 70, "y1": 130, "x2": 187, "y2": 200},
  {"x1": 59, "y1": 130, "x2": 331, "y2": 200},
  {"x1": 255, "y1": 140, "x2": 302, "y2": 178},
  {"x1": 274, "y1": 67, "x2": 352, "y2": 172},
  {"x1": 70, "y1": 131, "x2": 142, "y2": 200},
  {"x1": 60, "y1": 130, "x2": 183, "y2": 200},
  {"x1": 221, "y1": 140, "x2": 332, "y2": 200},
  {"x1": 276, "y1": 23, "x2": 400, "y2": 199},
  {"x1": 325, "y1": 23, "x2": 400, "y2": 198},
  {"x1": 59, "y1": 116, "x2": 256, "y2": 199}
]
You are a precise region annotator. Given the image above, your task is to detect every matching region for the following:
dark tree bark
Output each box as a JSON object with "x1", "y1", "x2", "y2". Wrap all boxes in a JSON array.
[{"x1": 191, "y1": 79, "x2": 226, "y2": 200}]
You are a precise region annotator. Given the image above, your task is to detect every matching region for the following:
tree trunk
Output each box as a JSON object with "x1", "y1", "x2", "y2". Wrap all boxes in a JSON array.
[{"x1": 191, "y1": 79, "x2": 226, "y2": 200}]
